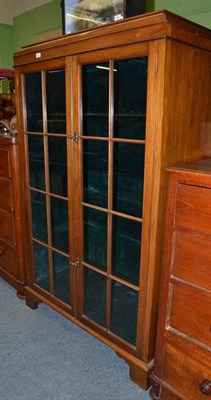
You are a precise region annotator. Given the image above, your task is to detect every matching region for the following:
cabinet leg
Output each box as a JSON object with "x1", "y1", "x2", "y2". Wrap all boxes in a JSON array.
[
  {"x1": 128, "y1": 362, "x2": 150, "y2": 390},
  {"x1": 17, "y1": 291, "x2": 25, "y2": 300},
  {"x1": 25, "y1": 292, "x2": 39, "y2": 310},
  {"x1": 149, "y1": 372, "x2": 162, "y2": 399},
  {"x1": 116, "y1": 352, "x2": 153, "y2": 390},
  {"x1": 16, "y1": 282, "x2": 25, "y2": 299},
  {"x1": 149, "y1": 388, "x2": 162, "y2": 400}
]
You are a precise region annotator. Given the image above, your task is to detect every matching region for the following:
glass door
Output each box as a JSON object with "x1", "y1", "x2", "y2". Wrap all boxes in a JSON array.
[
  {"x1": 76, "y1": 55, "x2": 148, "y2": 348},
  {"x1": 23, "y1": 64, "x2": 73, "y2": 309}
]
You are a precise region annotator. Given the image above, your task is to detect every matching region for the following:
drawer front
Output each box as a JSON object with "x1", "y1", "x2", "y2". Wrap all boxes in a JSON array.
[
  {"x1": 163, "y1": 332, "x2": 211, "y2": 400},
  {"x1": 0, "y1": 242, "x2": 17, "y2": 277},
  {"x1": 172, "y1": 231, "x2": 211, "y2": 290},
  {"x1": 169, "y1": 284, "x2": 211, "y2": 347},
  {"x1": 0, "y1": 209, "x2": 15, "y2": 246},
  {"x1": 175, "y1": 184, "x2": 211, "y2": 235},
  {"x1": 0, "y1": 148, "x2": 11, "y2": 178},
  {"x1": 0, "y1": 178, "x2": 13, "y2": 211}
]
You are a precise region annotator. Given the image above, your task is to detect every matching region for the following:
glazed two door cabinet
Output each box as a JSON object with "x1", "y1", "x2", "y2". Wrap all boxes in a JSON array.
[{"x1": 14, "y1": 11, "x2": 211, "y2": 389}]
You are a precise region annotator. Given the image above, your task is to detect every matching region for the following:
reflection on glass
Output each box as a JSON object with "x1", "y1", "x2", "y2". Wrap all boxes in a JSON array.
[
  {"x1": 28, "y1": 135, "x2": 45, "y2": 190},
  {"x1": 31, "y1": 191, "x2": 47, "y2": 243},
  {"x1": 25, "y1": 73, "x2": 43, "y2": 132},
  {"x1": 46, "y1": 69, "x2": 66, "y2": 133},
  {"x1": 48, "y1": 137, "x2": 67, "y2": 197},
  {"x1": 34, "y1": 241, "x2": 49, "y2": 291},
  {"x1": 112, "y1": 216, "x2": 141, "y2": 285},
  {"x1": 53, "y1": 251, "x2": 70, "y2": 304},
  {"x1": 82, "y1": 63, "x2": 109, "y2": 136},
  {"x1": 51, "y1": 197, "x2": 69, "y2": 253},
  {"x1": 84, "y1": 268, "x2": 106, "y2": 327},
  {"x1": 114, "y1": 57, "x2": 147, "y2": 139},
  {"x1": 83, "y1": 140, "x2": 108, "y2": 207},
  {"x1": 110, "y1": 281, "x2": 138, "y2": 346},
  {"x1": 83, "y1": 207, "x2": 107, "y2": 270},
  {"x1": 113, "y1": 143, "x2": 145, "y2": 217}
]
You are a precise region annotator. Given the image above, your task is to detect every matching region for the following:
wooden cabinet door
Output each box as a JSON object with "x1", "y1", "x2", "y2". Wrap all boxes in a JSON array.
[
  {"x1": 21, "y1": 60, "x2": 75, "y2": 313},
  {"x1": 72, "y1": 45, "x2": 154, "y2": 357}
]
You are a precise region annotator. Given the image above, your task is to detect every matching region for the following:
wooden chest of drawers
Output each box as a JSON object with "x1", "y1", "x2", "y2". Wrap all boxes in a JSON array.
[
  {"x1": 0, "y1": 135, "x2": 25, "y2": 297},
  {"x1": 150, "y1": 159, "x2": 211, "y2": 400}
]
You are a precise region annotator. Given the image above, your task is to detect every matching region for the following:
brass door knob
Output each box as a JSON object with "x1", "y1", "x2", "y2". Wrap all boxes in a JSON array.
[{"x1": 199, "y1": 380, "x2": 211, "y2": 396}]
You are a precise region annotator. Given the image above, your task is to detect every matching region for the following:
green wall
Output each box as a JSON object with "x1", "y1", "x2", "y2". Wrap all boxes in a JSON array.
[
  {"x1": 0, "y1": 24, "x2": 14, "y2": 69},
  {"x1": 154, "y1": 0, "x2": 211, "y2": 28},
  {"x1": 0, "y1": 0, "x2": 62, "y2": 69},
  {"x1": 13, "y1": 0, "x2": 62, "y2": 53},
  {"x1": 145, "y1": 0, "x2": 155, "y2": 13}
]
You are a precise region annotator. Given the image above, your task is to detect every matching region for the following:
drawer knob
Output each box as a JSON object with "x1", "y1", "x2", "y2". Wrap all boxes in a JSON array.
[{"x1": 199, "y1": 380, "x2": 211, "y2": 396}]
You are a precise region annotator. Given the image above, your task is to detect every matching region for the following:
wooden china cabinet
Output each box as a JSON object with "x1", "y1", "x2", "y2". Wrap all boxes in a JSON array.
[{"x1": 13, "y1": 10, "x2": 211, "y2": 389}]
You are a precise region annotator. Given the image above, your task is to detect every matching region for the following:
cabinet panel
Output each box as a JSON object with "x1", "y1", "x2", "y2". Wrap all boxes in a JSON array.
[
  {"x1": 25, "y1": 72, "x2": 42, "y2": 132},
  {"x1": 172, "y1": 231, "x2": 211, "y2": 290},
  {"x1": 46, "y1": 69, "x2": 66, "y2": 134},
  {"x1": 83, "y1": 140, "x2": 108, "y2": 208},
  {"x1": 175, "y1": 184, "x2": 211, "y2": 235},
  {"x1": 83, "y1": 207, "x2": 107, "y2": 271},
  {"x1": 0, "y1": 148, "x2": 10, "y2": 178},
  {"x1": 0, "y1": 178, "x2": 12, "y2": 211},
  {"x1": 82, "y1": 62, "x2": 109, "y2": 137},
  {"x1": 113, "y1": 57, "x2": 147, "y2": 140},
  {"x1": 53, "y1": 251, "x2": 70, "y2": 304},
  {"x1": 33, "y1": 241, "x2": 50, "y2": 291},
  {"x1": 162, "y1": 333, "x2": 211, "y2": 400},
  {"x1": 0, "y1": 242, "x2": 17, "y2": 277},
  {"x1": 50, "y1": 197, "x2": 69, "y2": 253},
  {"x1": 28, "y1": 134, "x2": 45, "y2": 190},
  {"x1": 84, "y1": 268, "x2": 107, "y2": 327},
  {"x1": 170, "y1": 284, "x2": 211, "y2": 347},
  {"x1": 31, "y1": 191, "x2": 48, "y2": 243},
  {"x1": 0, "y1": 209, "x2": 15, "y2": 246},
  {"x1": 110, "y1": 281, "x2": 138, "y2": 345},
  {"x1": 111, "y1": 216, "x2": 141, "y2": 285},
  {"x1": 48, "y1": 137, "x2": 67, "y2": 197},
  {"x1": 113, "y1": 142, "x2": 145, "y2": 217}
]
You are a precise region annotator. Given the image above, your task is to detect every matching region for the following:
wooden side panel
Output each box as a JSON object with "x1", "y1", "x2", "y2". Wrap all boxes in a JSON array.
[{"x1": 162, "y1": 41, "x2": 211, "y2": 165}]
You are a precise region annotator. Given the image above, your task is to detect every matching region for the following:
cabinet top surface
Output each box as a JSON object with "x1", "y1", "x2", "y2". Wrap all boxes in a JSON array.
[
  {"x1": 0, "y1": 134, "x2": 17, "y2": 145},
  {"x1": 14, "y1": 9, "x2": 211, "y2": 66},
  {"x1": 166, "y1": 158, "x2": 211, "y2": 176}
]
